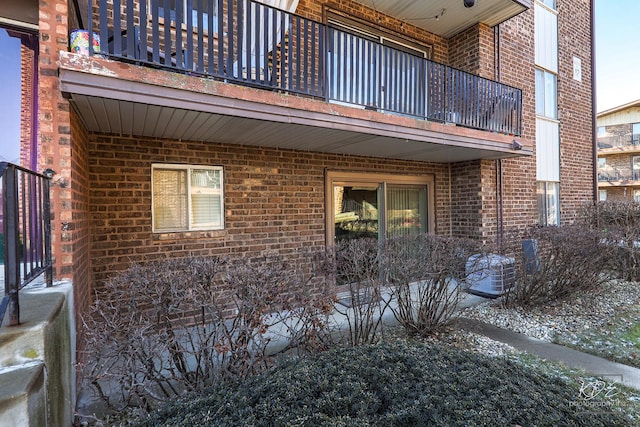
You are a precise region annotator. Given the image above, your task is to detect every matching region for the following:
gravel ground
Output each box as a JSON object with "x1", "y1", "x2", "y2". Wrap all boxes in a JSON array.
[
  {"x1": 460, "y1": 279, "x2": 640, "y2": 338},
  {"x1": 421, "y1": 328, "x2": 520, "y2": 358},
  {"x1": 423, "y1": 279, "x2": 640, "y2": 358}
]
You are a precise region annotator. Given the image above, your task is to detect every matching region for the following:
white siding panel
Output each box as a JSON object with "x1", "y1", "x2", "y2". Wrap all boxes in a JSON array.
[
  {"x1": 535, "y1": 4, "x2": 558, "y2": 72},
  {"x1": 598, "y1": 107, "x2": 640, "y2": 127},
  {"x1": 536, "y1": 118, "x2": 560, "y2": 181}
]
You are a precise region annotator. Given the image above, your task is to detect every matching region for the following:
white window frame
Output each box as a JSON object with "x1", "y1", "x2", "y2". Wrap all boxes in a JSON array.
[
  {"x1": 535, "y1": 68, "x2": 557, "y2": 119},
  {"x1": 633, "y1": 123, "x2": 640, "y2": 143},
  {"x1": 633, "y1": 156, "x2": 640, "y2": 181},
  {"x1": 597, "y1": 126, "x2": 606, "y2": 138},
  {"x1": 537, "y1": 181, "x2": 560, "y2": 226},
  {"x1": 152, "y1": 164, "x2": 224, "y2": 233},
  {"x1": 538, "y1": 0, "x2": 556, "y2": 10},
  {"x1": 599, "y1": 190, "x2": 607, "y2": 202}
]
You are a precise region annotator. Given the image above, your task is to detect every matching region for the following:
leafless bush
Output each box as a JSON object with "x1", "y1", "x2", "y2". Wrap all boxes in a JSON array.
[
  {"x1": 223, "y1": 250, "x2": 336, "y2": 361},
  {"x1": 384, "y1": 234, "x2": 481, "y2": 336},
  {"x1": 330, "y1": 238, "x2": 389, "y2": 346},
  {"x1": 79, "y1": 252, "x2": 334, "y2": 418},
  {"x1": 502, "y1": 225, "x2": 612, "y2": 308},
  {"x1": 580, "y1": 201, "x2": 640, "y2": 281}
]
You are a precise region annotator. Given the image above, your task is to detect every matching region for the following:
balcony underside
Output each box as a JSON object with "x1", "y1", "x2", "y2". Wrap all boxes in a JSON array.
[
  {"x1": 59, "y1": 52, "x2": 530, "y2": 163},
  {"x1": 353, "y1": 0, "x2": 531, "y2": 38},
  {"x1": 69, "y1": 0, "x2": 531, "y2": 41},
  {"x1": 598, "y1": 180, "x2": 640, "y2": 188}
]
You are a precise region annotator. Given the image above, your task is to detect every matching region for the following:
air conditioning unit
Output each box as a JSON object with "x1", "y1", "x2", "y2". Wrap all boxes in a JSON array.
[{"x1": 466, "y1": 254, "x2": 515, "y2": 297}]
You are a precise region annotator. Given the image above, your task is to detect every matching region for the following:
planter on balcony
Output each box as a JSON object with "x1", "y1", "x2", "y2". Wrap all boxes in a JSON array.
[{"x1": 70, "y1": 30, "x2": 100, "y2": 56}]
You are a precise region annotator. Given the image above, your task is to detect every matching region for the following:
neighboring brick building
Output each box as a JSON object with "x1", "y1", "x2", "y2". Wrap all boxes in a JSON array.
[
  {"x1": 2, "y1": 0, "x2": 595, "y2": 322},
  {"x1": 596, "y1": 100, "x2": 640, "y2": 202}
]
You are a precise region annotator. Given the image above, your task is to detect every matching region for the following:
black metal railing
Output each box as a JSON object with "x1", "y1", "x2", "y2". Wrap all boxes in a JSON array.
[
  {"x1": 88, "y1": 0, "x2": 522, "y2": 136},
  {"x1": 596, "y1": 166, "x2": 640, "y2": 182},
  {"x1": 597, "y1": 134, "x2": 640, "y2": 150},
  {"x1": 0, "y1": 163, "x2": 53, "y2": 327}
]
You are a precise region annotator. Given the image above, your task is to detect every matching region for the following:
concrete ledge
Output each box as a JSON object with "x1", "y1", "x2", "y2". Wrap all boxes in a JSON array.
[
  {"x1": 0, "y1": 363, "x2": 46, "y2": 427},
  {"x1": 0, "y1": 282, "x2": 75, "y2": 427},
  {"x1": 0, "y1": 291, "x2": 64, "y2": 368}
]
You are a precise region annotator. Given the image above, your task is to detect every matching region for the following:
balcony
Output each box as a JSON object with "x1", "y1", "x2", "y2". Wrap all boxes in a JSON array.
[
  {"x1": 59, "y1": 0, "x2": 529, "y2": 163},
  {"x1": 597, "y1": 166, "x2": 640, "y2": 187},
  {"x1": 597, "y1": 134, "x2": 640, "y2": 153}
]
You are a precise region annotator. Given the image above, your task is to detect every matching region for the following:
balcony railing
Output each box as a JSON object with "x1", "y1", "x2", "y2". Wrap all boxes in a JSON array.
[
  {"x1": 597, "y1": 166, "x2": 640, "y2": 183},
  {"x1": 597, "y1": 134, "x2": 640, "y2": 150},
  {"x1": 1, "y1": 163, "x2": 53, "y2": 327},
  {"x1": 88, "y1": 0, "x2": 522, "y2": 136}
]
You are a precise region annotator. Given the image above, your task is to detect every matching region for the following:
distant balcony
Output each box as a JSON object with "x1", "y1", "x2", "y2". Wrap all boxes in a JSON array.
[
  {"x1": 88, "y1": 0, "x2": 523, "y2": 137},
  {"x1": 597, "y1": 166, "x2": 640, "y2": 186},
  {"x1": 597, "y1": 134, "x2": 640, "y2": 152}
]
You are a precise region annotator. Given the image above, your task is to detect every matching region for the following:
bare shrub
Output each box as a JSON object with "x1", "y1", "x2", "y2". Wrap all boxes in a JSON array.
[
  {"x1": 79, "y1": 252, "x2": 334, "y2": 418},
  {"x1": 580, "y1": 201, "x2": 640, "y2": 281},
  {"x1": 330, "y1": 238, "x2": 389, "y2": 346},
  {"x1": 222, "y1": 250, "x2": 337, "y2": 364},
  {"x1": 385, "y1": 234, "x2": 481, "y2": 336},
  {"x1": 502, "y1": 225, "x2": 612, "y2": 308}
]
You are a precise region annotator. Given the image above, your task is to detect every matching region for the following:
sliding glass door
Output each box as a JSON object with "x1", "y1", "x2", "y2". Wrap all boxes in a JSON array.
[
  {"x1": 328, "y1": 172, "x2": 433, "y2": 243},
  {"x1": 334, "y1": 184, "x2": 381, "y2": 241},
  {"x1": 386, "y1": 185, "x2": 427, "y2": 239}
]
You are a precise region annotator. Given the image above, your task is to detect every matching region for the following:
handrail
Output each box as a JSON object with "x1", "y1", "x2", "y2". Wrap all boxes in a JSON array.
[
  {"x1": 597, "y1": 134, "x2": 640, "y2": 150},
  {"x1": 89, "y1": 0, "x2": 523, "y2": 136},
  {"x1": 1, "y1": 162, "x2": 53, "y2": 327},
  {"x1": 596, "y1": 165, "x2": 640, "y2": 182}
]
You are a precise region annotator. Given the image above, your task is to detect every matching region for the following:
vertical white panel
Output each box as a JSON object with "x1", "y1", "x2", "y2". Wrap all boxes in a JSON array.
[
  {"x1": 536, "y1": 118, "x2": 560, "y2": 181},
  {"x1": 535, "y1": 3, "x2": 558, "y2": 72}
]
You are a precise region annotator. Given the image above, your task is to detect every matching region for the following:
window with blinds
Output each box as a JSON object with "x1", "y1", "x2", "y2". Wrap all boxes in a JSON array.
[
  {"x1": 152, "y1": 164, "x2": 224, "y2": 232},
  {"x1": 386, "y1": 186, "x2": 427, "y2": 239}
]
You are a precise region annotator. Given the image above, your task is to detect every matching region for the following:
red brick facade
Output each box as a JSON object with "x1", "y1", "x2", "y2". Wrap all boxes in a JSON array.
[
  {"x1": 25, "y1": 0, "x2": 594, "y2": 306},
  {"x1": 85, "y1": 130, "x2": 453, "y2": 285},
  {"x1": 557, "y1": 0, "x2": 596, "y2": 220},
  {"x1": 597, "y1": 118, "x2": 640, "y2": 201},
  {"x1": 36, "y1": 0, "x2": 93, "y2": 325},
  {"x1": 19, "y1": 43, "x2": 35, "y2": 169}
]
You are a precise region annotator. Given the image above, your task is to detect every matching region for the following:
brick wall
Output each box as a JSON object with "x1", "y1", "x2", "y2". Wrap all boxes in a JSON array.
[
  {"x1": 40, "y1": 0, "x2": 70, "y2": 280},
  {"x1": 39, "y1": 1, "x2": 93, "y2": 306},
  {"x1": 449, "y1": 160, "x2": 483, "y2": 240},
  {"x1": 88, "y1": 135, "x2": 454, "y2": 287},
  {"x1": 597, "y1": 123, "x2": 637, "y2": 202},
  {"x1": 447, "y1": 23, "x2": 495, "y2": 80},
  {"x1": 602, "y1": 153, "x2": 634, "y2": 172},
  {"x1": 53, "y1": 0, "x2": 594, "y2": 291},
  {"x1": 557, "y1": 0, "x2": 596, "y2": 221},
  {"x1": 19, "y1": 43, "x2": 35, "y2": 168},
  {"x1": 483, "y1": 0, "x2": 595, "y2": 228},
  {"x1": 496, "y1": 7, "x2": 539, "y2": 232},
  {"x1": 601, "y1": 187, "x2": 634, "y2": 202},
  {"x1": 602, "y1": 123, "x2": 632, "y2": 139},
  {"x1": 446, "y1": 9, "x2": 540, "y2": 243},
  {"x1": 69, "y1": 108, "x2": 92, "y2": 331}
]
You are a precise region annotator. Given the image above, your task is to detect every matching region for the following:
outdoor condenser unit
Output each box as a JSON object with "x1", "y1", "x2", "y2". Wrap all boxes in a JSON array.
[{"x1": 466, "y1": 254, "x2": 515, "y2": 297}]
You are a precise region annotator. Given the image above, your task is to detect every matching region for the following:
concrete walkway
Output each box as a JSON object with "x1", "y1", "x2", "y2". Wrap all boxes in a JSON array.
[{"x1": 457, "y1": 317, "x2": 640, "y2": 392}]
